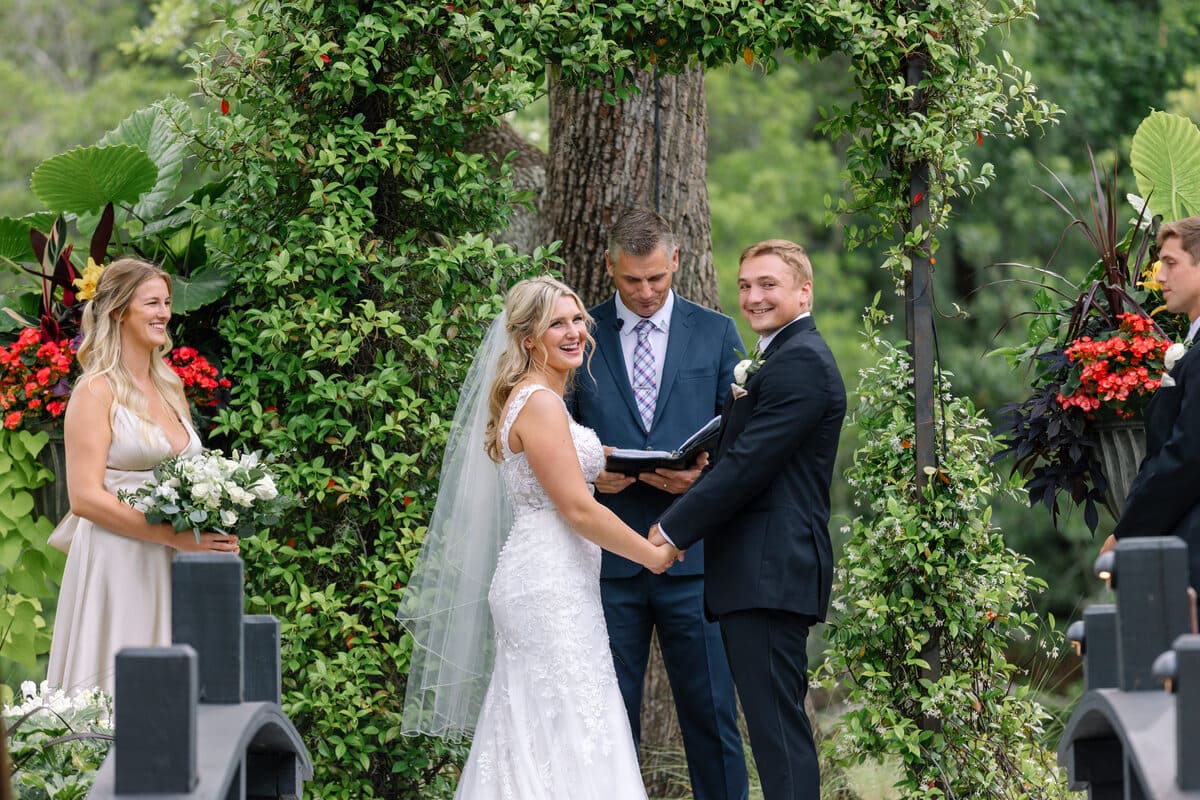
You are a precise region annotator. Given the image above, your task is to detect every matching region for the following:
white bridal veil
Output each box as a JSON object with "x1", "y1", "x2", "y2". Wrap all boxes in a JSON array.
[{"x1": 397, "y1": 312, "x2": 512, "y2": 739}]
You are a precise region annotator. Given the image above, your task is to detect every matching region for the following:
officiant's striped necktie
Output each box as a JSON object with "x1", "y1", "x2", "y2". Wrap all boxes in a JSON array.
[{"x1": 632, "y1": 319, "x2": 657, "y2": 431}]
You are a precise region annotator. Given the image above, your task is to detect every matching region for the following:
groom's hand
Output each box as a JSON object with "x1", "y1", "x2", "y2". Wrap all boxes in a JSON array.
[
  {"x1": 648, "y1": 524, "x2": 685, "y2": 564},
  {"x1": 639, "y1": 452, "x2": 709, "y2": 495}
]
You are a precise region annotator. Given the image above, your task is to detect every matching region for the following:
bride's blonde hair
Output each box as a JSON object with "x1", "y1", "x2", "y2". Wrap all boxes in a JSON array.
[
  {"x1": 484, "y1": 276, "x2": 594, "y2": 462},
  {"x1": 76, "y1": 257, "x2": 189, "y2": 424}
]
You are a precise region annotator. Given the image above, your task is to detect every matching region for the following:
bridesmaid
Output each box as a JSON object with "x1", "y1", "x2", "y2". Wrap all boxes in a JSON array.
[{"x1": 45, "y1": 258, "x2": 238, "y2": 695}]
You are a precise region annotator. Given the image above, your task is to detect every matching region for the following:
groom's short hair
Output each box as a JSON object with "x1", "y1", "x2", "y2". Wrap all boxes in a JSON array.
[
  {"x1": 739, "y1": 239, "x2": 813, "y2": 287},
  {"x1": 1159, "y1": 216, "x2": 1200, "y2": 266}
]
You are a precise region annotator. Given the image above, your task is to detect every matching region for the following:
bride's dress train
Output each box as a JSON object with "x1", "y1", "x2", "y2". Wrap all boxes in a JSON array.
[{"x1": 454, "y1": 384, "x2": 647, "y2": 800}]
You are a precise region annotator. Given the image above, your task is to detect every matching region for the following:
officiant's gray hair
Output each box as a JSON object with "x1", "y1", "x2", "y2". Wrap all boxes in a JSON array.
[
  {"x1": 607, "y1": 208, "x2": 677, "y2": 260},
  {"x1": 1158, "y1": 216, "x2": 1200, "y2": 265},
  {"x1": 484, "y1": 276, "x2": 595, "y2": 462}
]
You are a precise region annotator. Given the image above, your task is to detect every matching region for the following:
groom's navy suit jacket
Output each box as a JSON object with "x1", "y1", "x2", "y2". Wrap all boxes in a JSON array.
[
  {"x1": 1115, "y1": 340, "x2": 1200, "y2": 589},
  {"x1": 572, "y1": 294, "x2": 743, "y2": 578},
  {"x1": 659, "y1": 316, "x2": 846, "y2": 620}
]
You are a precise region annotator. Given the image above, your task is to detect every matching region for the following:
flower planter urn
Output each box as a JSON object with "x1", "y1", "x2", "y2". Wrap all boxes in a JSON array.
[
  {"x1": 33, "y1": 432, "x2": 71, "y2": 524},
  {"x1": 1093, "y1": 420, "x2": 1146, "y2": 520}
]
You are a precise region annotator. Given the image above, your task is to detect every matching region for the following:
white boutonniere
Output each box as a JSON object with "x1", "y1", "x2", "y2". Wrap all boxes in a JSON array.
[
  {"x1": 1165, "y1": 341, "x2": 1190, "y2": 371},
  {"x1": 730, "y1": 350, "x2": 765, "y2": 400},
  {"x1": 1161, "y1": 339, "x2": 1193, "y2": 388}
]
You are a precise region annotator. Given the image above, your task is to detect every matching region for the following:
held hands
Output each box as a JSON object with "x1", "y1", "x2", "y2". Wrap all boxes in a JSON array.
[
  {"x1": 643, "y1": 523, "x2": 684, "y2": 574},
  {"x1": 638, "y1": 451, "x2": 709, "y2": 495}
]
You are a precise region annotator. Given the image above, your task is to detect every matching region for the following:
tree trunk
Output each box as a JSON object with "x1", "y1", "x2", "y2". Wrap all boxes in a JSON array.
[{"x1": 540, "y1": 65, "x2": 719, "y2": 310}]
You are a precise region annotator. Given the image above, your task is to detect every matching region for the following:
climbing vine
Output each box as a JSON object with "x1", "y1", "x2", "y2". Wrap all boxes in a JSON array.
[{"x1": 190, "y1": 0, "x2": 1057, "y2": 795}]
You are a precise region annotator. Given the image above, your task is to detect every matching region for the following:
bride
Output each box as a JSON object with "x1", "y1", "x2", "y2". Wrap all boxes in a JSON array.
[{"x1": 400, "y1": 276, "x2": 678, "y2": 799}]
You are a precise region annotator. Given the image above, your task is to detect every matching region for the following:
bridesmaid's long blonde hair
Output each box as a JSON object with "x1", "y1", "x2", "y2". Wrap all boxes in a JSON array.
[
  {"x1": 484, "y1": 276, "x2": 593, "y2": 462},
  {"x1": 76, "y1": 257, "x2": 189, "y2": 424}
]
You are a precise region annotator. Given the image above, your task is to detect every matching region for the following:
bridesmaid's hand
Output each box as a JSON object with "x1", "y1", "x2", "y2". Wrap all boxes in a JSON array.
[{"x1": 172, "y1": 531, "x2": 240, "y2": 554}]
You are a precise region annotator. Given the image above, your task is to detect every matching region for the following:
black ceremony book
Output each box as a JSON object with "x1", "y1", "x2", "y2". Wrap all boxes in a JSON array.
[{"x1": 604, "y1": 415, "x2": 722, "y2": 476}]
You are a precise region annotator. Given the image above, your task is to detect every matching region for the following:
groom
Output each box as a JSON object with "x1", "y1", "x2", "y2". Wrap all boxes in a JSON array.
[
  {"x1": 1112, "y1": 215, "x2": 1200, "y2": 589},
  {"x1": 653, "y1": 239, "x2": 846, "y2": 800}
]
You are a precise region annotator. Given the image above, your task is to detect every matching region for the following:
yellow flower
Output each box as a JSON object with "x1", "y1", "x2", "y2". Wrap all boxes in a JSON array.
[
  {"x1": 73, "y1": 258, "x2": 105, "y2": 300},
  {"x1": 1139, "y1": 260, "x2": 1162, "y2": 292}
]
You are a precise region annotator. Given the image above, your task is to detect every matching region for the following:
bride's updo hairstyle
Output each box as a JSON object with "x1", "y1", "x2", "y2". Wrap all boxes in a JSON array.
[
  {"x1": 484, "y1": 275, "x2": 594, "y2": 462},
  {"x1": 76, "y1": 257, "x2": 189, "y2": 425}
]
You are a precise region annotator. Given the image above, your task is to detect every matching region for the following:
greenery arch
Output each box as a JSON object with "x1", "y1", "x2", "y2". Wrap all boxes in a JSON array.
[{"x1": 192, "y1": 0, "x2": 1062, "y2": 796}]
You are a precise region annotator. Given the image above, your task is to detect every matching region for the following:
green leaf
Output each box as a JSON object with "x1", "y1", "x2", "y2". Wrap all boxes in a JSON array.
[
  {"x1": 172, "y1": 267, "x2": 233, "y2": 313},
  {"x1": 97, "y1": 100, "x2": 190, "y2": 220},
  {"x1": 31, "y1": 145, "x2": 158, "y2": 215},
  {"x1": 1130, "y1": 111, "x2": 1200, "y2": 223},
  {"x1": 0, "y1": 213, "x2": 58, "y2": 262}
]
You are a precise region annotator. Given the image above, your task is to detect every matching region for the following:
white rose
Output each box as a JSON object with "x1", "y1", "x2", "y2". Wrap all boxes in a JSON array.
[
  {"x1": 219, "y1": 509, "x2": 239, "y2": 527},
  {"x1": 733, "y1": 358, "x2": 752, "y2": 385},
  {"x1": 191, "y1": 482, "x2": 215, "y2": 502},
  {"x1": 228, "y1": 486, "x2": 255, "y2": 507},
  {"x1": 251, "y1": 475, "x2": 278, "y2": 500},
  {"x1": 1165, "y1": 342, "x2": 1188, "y2": 371}
]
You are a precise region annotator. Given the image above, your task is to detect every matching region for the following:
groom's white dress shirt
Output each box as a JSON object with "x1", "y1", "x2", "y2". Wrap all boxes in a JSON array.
[{"x1": 1187, "y1": 317, "x2": 1200, "y2": 345}]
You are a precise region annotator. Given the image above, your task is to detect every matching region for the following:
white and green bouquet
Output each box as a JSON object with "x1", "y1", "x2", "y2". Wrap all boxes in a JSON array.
[{"x1": 119, "y1": 449, "x2": 294, "y2": 542}]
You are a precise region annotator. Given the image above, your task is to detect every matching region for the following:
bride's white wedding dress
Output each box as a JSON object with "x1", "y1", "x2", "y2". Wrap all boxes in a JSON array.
[{"x1": 454, "y1": 384, "x2": 648, "y2": 800}]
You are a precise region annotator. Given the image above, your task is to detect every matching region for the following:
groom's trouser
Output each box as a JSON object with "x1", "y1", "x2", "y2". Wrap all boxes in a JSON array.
[
  {"x1": 601, "y1": 572, "x2": 749, "y2": 800},
  {"x1": 719, "y1": 609, "x2": 818, "y2": 800}
]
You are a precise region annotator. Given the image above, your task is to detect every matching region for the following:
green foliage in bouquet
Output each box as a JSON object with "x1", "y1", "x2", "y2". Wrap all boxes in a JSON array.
[
  {"x1": 818, "y1": 306, "x2": 1067, "y2": 798},
  {"x1": 3, "y1": 682, "x2": 112, "y2": 800}
]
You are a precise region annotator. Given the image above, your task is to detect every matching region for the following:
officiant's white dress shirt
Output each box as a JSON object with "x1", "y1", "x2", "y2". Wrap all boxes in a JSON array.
[{"x1": 615, "y1": 290, "x2": 674, "y2": 394}]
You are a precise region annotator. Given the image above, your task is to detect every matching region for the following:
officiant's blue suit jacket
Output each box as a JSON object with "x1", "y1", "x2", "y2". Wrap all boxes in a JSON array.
[
  {"x1": 659, "y1": 316, "x2": 846, "y2": 619},
  {"x1": 1115, "y1": 342, "x2": 1200, "y2": 589},
  {"x1": 571, "y1": 294, "x2": 743, "y2": 578}
]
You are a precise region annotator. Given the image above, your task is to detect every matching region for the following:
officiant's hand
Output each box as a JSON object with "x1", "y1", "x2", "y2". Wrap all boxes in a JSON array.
[
  {"x1": 639, "y1": 452, "x2": 709, "y2": 495},
  {"x1": 596, "y1": 449, "x2": 636, "y2": 494}
]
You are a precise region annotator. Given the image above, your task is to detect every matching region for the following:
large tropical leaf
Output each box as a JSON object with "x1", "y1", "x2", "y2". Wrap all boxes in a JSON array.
[
  {"x1": 98, "y1": 98, "x2": 191, "y2": 221},
  {"x1": 30, "y1": 145, "x2": 158, "y2": 216},
  {"x1": 1130, "y1": 111, "x2": 1200, "y2": 223},
  {"x1": 0, "y1": 213, "x2": 56, "y2": 262},
  {"x1": 171, "y1": 266, "x2": 232, "y2": 313}
]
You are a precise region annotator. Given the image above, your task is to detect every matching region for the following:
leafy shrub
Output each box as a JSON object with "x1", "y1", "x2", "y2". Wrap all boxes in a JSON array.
[
  {"x1": 817, "y1": 308, "x2": 1067, "y2": 798},
  {"x1": 3, "y1": 681, "x2": 112, "y2": 800}
]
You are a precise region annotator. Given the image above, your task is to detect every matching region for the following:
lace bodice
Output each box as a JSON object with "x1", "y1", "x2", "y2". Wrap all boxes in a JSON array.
[{"x1": 498, "y1": 384, "x2": 604, "y2": 514}]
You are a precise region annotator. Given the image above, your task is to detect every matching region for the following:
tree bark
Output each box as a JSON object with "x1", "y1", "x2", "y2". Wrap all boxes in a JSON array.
[{"x1": 540, "y1": 65, "x2": 719, "y2": 310}]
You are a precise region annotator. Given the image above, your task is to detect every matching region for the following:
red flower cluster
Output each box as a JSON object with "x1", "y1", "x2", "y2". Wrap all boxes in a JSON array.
[
  {"x1": 166, "y1": 346, "x2": 231, "y2": 409},
  {"x1": 0, "y1": 327, "x2": 75, "y2": 430},
  {"x1": 1056, "y1": 313, "x2": 1169, "y2": 419},
  {"x1": 1, "y1": 328, "x2": 232, "y2": 431}
]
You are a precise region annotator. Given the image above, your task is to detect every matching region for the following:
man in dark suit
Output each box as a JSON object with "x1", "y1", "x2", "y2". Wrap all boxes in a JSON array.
[
  {"x1": 653, "y1": 239, "x2": 846, "y2": 800},
  {"x1": 572, "y1": 208, "x2": 749, "y2": 800},
  {"x1": 1113, "y1": 215, "x2": 1200, "y2": 589}
]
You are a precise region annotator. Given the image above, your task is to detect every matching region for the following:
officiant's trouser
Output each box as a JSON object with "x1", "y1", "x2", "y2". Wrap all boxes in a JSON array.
[{"x1": 718, "y1": 609, "x2": 818, "y2": 800}]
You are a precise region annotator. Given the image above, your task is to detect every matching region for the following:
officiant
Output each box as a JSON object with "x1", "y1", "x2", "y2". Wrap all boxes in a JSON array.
[{"x1": 569, "y1": 208, "x2": 749, "y2": 800}]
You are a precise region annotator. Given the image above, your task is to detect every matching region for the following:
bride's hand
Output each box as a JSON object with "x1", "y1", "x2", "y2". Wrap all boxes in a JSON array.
[{"x1": 644, "y1": 541, "x2": 679, "y2": 574}]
